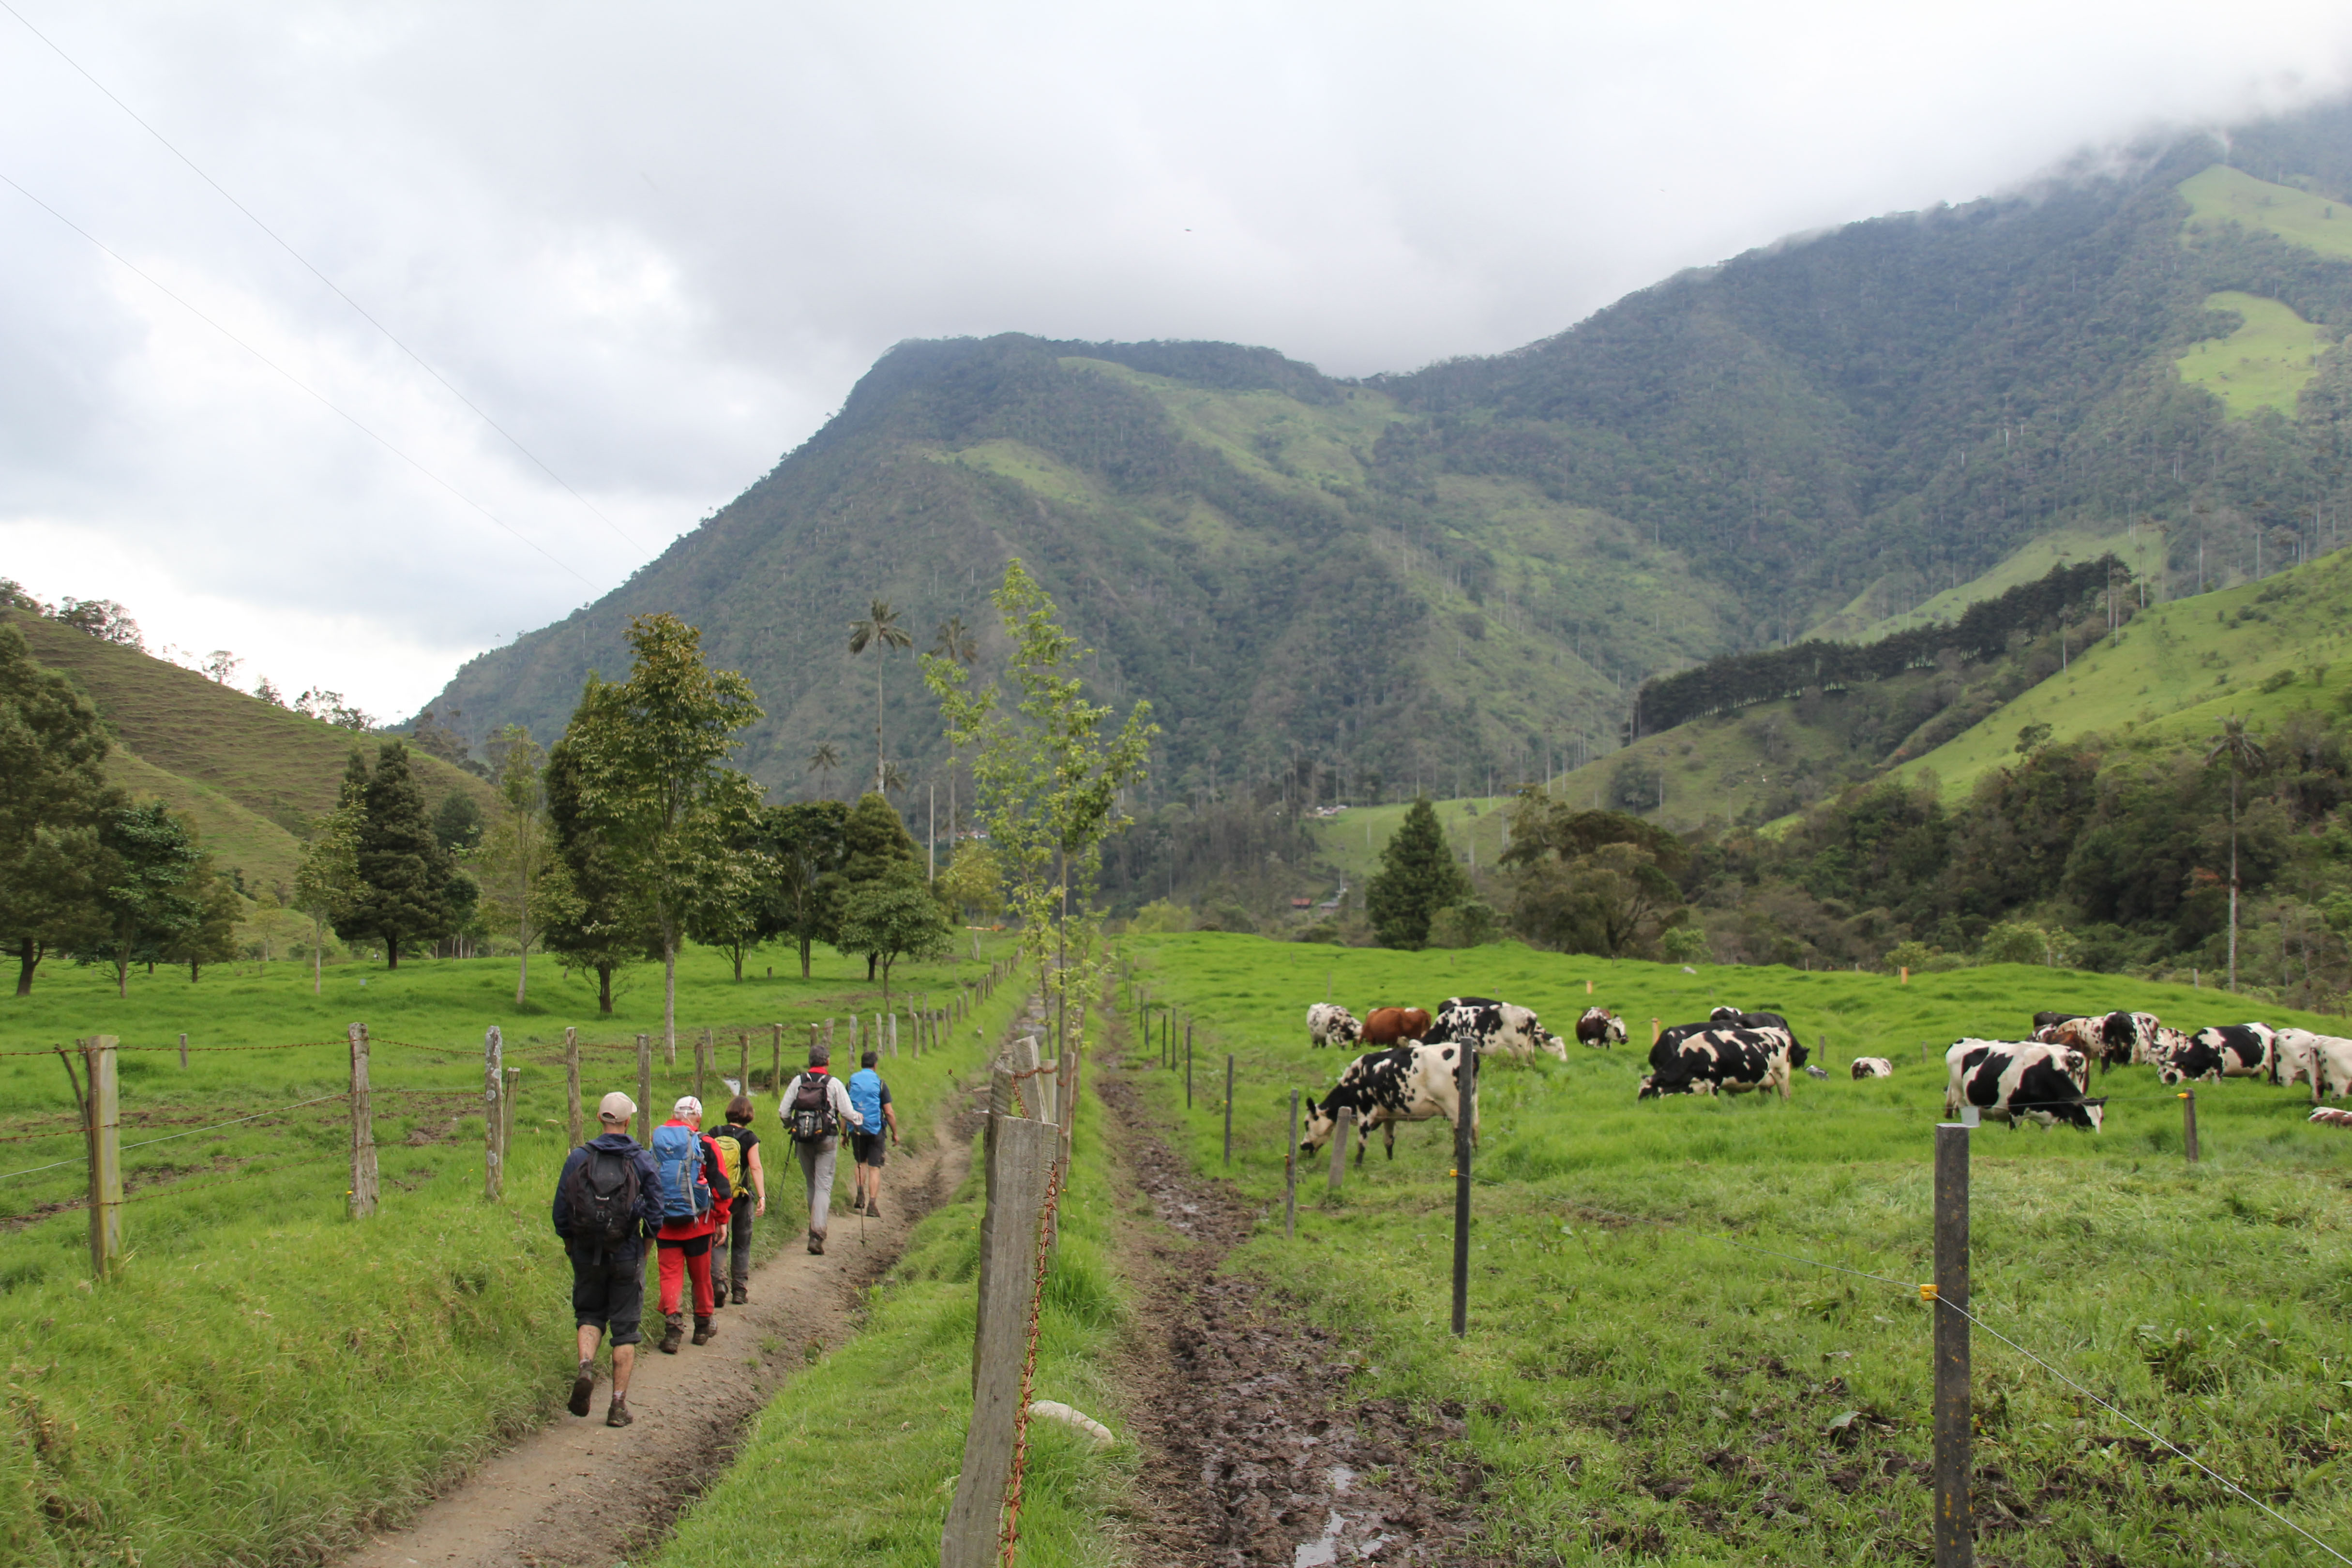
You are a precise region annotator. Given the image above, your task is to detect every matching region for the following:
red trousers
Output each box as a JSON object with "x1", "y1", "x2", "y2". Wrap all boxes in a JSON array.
[{"x1": 656, "y1": 1240, "x2": 714, "y2": 1316}]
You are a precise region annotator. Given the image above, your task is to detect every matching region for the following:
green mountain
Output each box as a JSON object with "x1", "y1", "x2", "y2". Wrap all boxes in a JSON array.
[{"x1": 428, "y1": 101, "x2": 2352, "y2": 819}]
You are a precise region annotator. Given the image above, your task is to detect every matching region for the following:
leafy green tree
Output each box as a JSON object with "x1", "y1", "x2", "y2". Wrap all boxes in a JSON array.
[
  {"x1": 759, "y1": 799, "x2": 849, "y2": 980},
  {"x1": 476, "y1": 724, "x2": 563, "y2": 1004},
  {"x1": 839, "y1": 791, "x2": 920, "y2": 980},
  {"x1": 0, "y1": 618, "x2": 119, "y2": 995},
  {"x1": 543, "y1": 732, "x2": 653, "y2": 1015},
  {"x1": 2206, "y1": 715, "x2": 2268, "y2": 992},
  {"x1": 1499, "y1": 798, "x2": 1689, "y2": 958},
  {"x1": 557, "y1": 612, "x2": 764, "y2": 1053},
  {"x1": 935, "y1": 838, "x2": 1003, "y2": 922},
  {"x1": 833, "y1": 863, "x2": 952, "y2": 1007},
  {"x1": 1426, "y1": 899, "x2": 1501, "y2": 949},
  {"x1": 292, "y1": 764, "x2": 364, "y2": 995},
  {"x1": 431, "y1": 791, "x2": 484, "y2": 853},
  {"x1": 165, "y1": 870, "x2": 244, "y2": 980},
  {"x1": 78, "y1": 802, "x2": 204, "y2": 997},
  {"x1": 848, "y1": 599, "x2": 911, "y2": 795},
  {"x1": 338, "y1": 742, "x2": 452, "y2": 968},
  {"x1": 684, "y1": 797, "x2": 773, "y2": 981},
  {"x1": 1366, "y1": 796, "x2": 1472, "y2": 950}
]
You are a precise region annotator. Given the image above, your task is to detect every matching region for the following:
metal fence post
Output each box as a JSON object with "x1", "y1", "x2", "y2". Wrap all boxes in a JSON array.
[
  {"x1": 349, "y1": 1023, "x2": 378, "y2": 1219},
  {"x1": 1933, "y1": 1122, "x2": 1974, "y2": 1568},
  {"x1": 564, "y1": 1027, "x2": 582, "y2": 1147},
  {"x1": 484, "y1": 1026, "x2": 505, "y2": 1201},
  {"x1": 2180, "y1": 1088, "x2": 2200, "y2": 1164},
  {"x1": 1451, "y1": 1043, "x2": 1478, "y2": 1337}
]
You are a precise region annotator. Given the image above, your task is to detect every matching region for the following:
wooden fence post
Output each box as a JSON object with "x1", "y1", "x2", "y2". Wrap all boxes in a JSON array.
[
  {"x1": 178, "y1": 1031, "x2": 188, "y2": 1069},
  {"x1": 770, "y1": 1023, "x2": 783, "y2": 1094},
  {"x1": 84, "y1": 1037, "x2": 121, "y2": 1278},
  {"x1": 483, "y1": 1026, "x2": 505, "y2": 1202},
  {"x1": 1328, "y1": 1105, "x2": 1352, "y2": 1193},
  {"x1": 1933, "y1": 1121, "x2": 1974, "y2": 1568},
  {"x1": 738, "y1": 1031, "x2": 750, "y2": 1093},
  {"x1": 1223, "y1": 1055, "x2": 1235, "y2": 1166},
  {"x1": 635, "y1": 1033, "x2": 652, "y2": 1147},
  {"x1": 1186, "y1": 1025, "x2": 1193, "y2": 1109},
  {"x1": 941, "y1": 1102, "x2": 1056, "y2": 1568},
  {"x1": 503, "y1": 1066, "x2": 522, "y2": 1162},
  {"x1": 564, "y1": 1027, "x2": 582, "y2": 1147},
  {"x1": 1451, "y1": 1041, "x2": 1478, "y2": 1337},
  {"x1": 1285, "y1": 1089, "x2": 1299, "y2": 1239},
  {"x1": 349, "y1": 1023, "x2": 378, "y2": 1219},
  {"x1": 696, "y1": 1027, "x2": 709, "y2": 1105},
  {"x1": 2180, "y1": 1088, "x2": 2200, "y2": 1164}
]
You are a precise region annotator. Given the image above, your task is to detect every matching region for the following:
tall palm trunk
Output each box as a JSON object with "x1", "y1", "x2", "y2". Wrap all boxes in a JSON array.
[
  {"x1": 2227, "y1": 767, "x2": 2240, "y2": 992},
  {"x1": 875, "y1": 657, "x2": 886, "y2": 794}
]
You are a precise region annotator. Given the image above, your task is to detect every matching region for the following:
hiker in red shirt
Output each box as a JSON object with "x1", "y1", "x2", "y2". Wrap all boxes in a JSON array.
[{"x1": 650, "y1": 1096, "x2": 732, "y2": 1355}]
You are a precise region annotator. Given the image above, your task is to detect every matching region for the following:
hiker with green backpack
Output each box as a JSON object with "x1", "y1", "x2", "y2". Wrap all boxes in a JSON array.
[
  {"x1": 778, "y1": 1041, "x2": 865, "y2": 1255},
  {"x1": 552, "y1": 1091, "x2": 664, "y2": 1428},
  {"x1": 707, "y1": 1096, "x2": 765, "y2": 1307}
]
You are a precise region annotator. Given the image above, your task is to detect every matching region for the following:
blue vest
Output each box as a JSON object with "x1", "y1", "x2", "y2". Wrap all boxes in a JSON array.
[{"x1": 847, "y1": 1068, "x2": 885, "y2": 1133}]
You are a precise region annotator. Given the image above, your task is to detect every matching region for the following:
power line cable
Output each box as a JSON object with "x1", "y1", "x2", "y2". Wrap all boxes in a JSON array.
[
  {"x1": 0, "y1": 0, "x2": 648, "y2": 555},
  {"x1": 0, "y1": 169, "x2": 596, "y2": 590}
]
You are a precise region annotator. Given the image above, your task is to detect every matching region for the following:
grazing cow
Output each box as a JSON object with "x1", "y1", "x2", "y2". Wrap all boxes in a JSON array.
[
  {"x1": 1298, "y1": 1040, "x2": 1478, "y2": 1165},
  {"x1": 1575, "y1": 1006, "x2": 1628, "y2": 1049},
  {"x1": 2157, "y1": 1024, "x2": 2277, "y2": 1086},
  {"x1": 1710, "y1": 1006, "x2": 1793, "y2": 1032},
  {"x1": 1944, "y1": 1040, "x2": 2106, "y2": 1130},
  {"x1": 1360, "y1": 1007, "x2": 1432, "y2": 1045},
  {"x1": 1437, "y1": 996, "x2": 1567, "y2": 1061},
  {"x1": 1850, "y1": 1057, "x2": 1894, "y2": 1079},
  {"x1": 2277, "y1": 1029, "x2": 2352, "y2": 1101},
  {"x1": 1638, "y1": 1025, "x2": 1808, "y2": 1101},
  {"x1": 1305, "y1": 1003, "x2": 1360, "y2": 1050},
  {"x1": 2033, "y1": 1010, "x2": 2157, "y2": 1073}
]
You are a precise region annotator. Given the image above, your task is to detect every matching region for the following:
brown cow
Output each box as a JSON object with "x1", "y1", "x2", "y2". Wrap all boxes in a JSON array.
[{"x1": 1360, "y1": 1007, "x2": 1431, "y2": 1045}]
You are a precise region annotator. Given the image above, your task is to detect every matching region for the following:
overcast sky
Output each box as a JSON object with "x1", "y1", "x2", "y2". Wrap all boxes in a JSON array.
[{"x1": 4, "y1": 1, "x2": 2351, "y2": 721}]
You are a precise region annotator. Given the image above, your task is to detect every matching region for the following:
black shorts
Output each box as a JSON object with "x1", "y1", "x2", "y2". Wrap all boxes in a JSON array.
[
  {"x1": 851, "y1": 1131, "x2": 888, "y2": 1168},
  {"x1": 569, "y1": 1245, "x2": 645, "y2": 1345}
]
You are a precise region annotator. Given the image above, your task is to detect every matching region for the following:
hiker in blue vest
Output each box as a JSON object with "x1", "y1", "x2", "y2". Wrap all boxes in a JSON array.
[
  {"x1": 552, "y1": 1091, "x2": 663, "y2": 1428},
  {"x1": 846, "y1": 1049, "x2": 899, "y2": 1219}
]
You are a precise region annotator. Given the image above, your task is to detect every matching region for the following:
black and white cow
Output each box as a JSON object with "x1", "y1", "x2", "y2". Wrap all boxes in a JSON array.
[
  {"x1": 1850, "y1": 1057, "x2": 1894, "y2": 1079},
  {"x1": 1710, "y1": 1006, "x2": 1793, "y2": 1032},
  {"x1": 1305, "y1": 1003, "x2": 1361, "y2": 1050},
  {"x1": 1575, "y1": 1006, "x2": 1628, "y2": 1048},
  {"x1": 2277, "y1": 1028, "x2": 2352, "y2": 1101},
  {"x1": 1638, "y1": 1025, "x2": 1807, "y2": 1101},
  {"x1": 1944, "y1": 1040, "x2": 2106, "y2": 1130},
  {"x1": 1437, "y1": 996, "x2": 1567, "y2": 1061},
  {"x1": 2156, "y1": 1023, "x2": 2277, "y2": 1086},
  {"x1": 1298, "y1": 1040, "x2": 1478, "y2": 1165}
]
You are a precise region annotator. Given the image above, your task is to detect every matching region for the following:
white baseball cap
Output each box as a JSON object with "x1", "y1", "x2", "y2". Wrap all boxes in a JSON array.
[{"x1": 673, "y1": 1095, "x2": 703, "y2": 1119}]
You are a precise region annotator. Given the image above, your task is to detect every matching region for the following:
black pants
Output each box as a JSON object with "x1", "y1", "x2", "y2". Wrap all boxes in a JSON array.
[
  {"x1": 725, "y1": 1206, "x2": 754, "y2": 1286},
  {"x1": 569, "y1": 1244, "x2": 646, "y2": 1346}
]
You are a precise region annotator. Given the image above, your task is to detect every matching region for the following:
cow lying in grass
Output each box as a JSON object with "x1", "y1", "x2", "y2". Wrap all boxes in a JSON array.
[
  {"x1": 1299, "y1": 1039, "x2": 1477, "y2": 1166},
  {"x1": 1850, "y1": 1057, "x2": 1893, "y2": 1079},
  {"x1": 1944, "y1": 1040, "x2": 2105, "y2": 1130},
  {"x1": 1305, "y1": 1003, "x2": 1360, "y2": 1049},
  {"x1": 2157, "y1": 1023, "x2": 2276, "y2": 1085},
  {"x1": 1638, "y1": 1025, "x2": 1807, "y2": 1101},
  {"x1": 1438, "y1": 996, "x2": 1567, "y2": 1061}
]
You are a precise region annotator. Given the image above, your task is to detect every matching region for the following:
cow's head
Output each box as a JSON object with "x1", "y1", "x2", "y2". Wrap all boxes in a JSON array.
[
  {"x1": 1636, "y1": 1074, "x2": 1660, "y2": 1100},
  {"x1": 1299, "y1": 1101, "x2": 1340, "y2": 1156},
  {"x1": 1709, "y1": 1006, "x2": 1739, "y2": 1023},
  {"x1": 2062, "y1": 1097, "x2": 2107, "y2": 1132},
  {"x1": 1787, "y1": 1038, "x2": 1810, "y2": 1069},
  {"x1": 2156, "y1": 1057, "x2": 2195, "y2": 1087},
  {"x1": 1607, "y1": 1015, "x2": 1628, "y2": 1044}
]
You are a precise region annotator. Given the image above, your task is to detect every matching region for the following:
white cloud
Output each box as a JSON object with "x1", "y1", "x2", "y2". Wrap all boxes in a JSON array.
[{"x1": 3, "y1": 0, "x2": 2351, "y2": 718}]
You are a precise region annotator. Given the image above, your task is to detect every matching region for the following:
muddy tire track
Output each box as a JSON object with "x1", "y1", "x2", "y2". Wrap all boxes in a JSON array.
[{"x1": 1097, "y1": 1057, "x2": 1494, "y2": 1567}]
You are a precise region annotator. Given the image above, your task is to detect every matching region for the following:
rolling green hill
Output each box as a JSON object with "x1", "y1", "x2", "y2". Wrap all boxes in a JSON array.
[{"x1": 8, "y1": 609, "x2": 496, "y2": 898}]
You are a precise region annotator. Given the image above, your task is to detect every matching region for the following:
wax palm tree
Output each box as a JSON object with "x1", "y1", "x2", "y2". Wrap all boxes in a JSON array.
[
  {"x1": 848, "y1": 599, "x2": 911, "y2": 793},
  {"x1": 2206, "y1": 714, "x2": 2267, "y2": 992},
  {"x1": 930, "y1": 615, "x2": 979, "y2": 850},
  {"x1": 881, "y1": 759, "x2": 910, "y2": 797},
  {"x1": 806, "y1": 741, "x2": 841, "y2": 800}
]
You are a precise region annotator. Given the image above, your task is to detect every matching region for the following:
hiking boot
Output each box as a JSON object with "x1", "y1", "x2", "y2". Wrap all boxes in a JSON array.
[
  {"x1": 807, "y1": 1231, "x2": 825, "y2": 1256},
  {"x1": 865, "y1": 1199, "x2": 883, "y2": 1220},
  {"x1": 605, "y1": 1395, "x2": 633, "y2": 1429},
  {"x1": 658, "y1": 1312, "x2": 685, "y2": 1355},
  {"x1": 711, "y1": 1276, "x2": 729, "y2": 1308},
  {"x1": 729, "y1": 1278, "x2": 750, "y2": 1306},
  {"x1": 568, "y1": 1360, "x2": 596, "y2": 1418},
  {"x1": 692, "y1": 1316, "x2": 716, "y2": 1346}
]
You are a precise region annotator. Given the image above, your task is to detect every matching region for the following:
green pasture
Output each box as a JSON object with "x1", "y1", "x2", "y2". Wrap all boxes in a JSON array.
[
  {"x1": 648, "y1": 1066, "x2": 1129, "y2": 1568},
  {"x1": 1814, "y1": 522, "x2": 2171, "y2": 644},
  {"x1": 2175, "y1": 291, "x2": 2337, "y2": 420},
  {"x1": 0, "y1": 940, "x2": 1025, "y2": 1568},
  {"x1": 1119, "y1": 933, "x2": 2352, "y2": 1566},
  {"x1": 2179, "y1": 163, "x2": 2352, "y2": 263}
]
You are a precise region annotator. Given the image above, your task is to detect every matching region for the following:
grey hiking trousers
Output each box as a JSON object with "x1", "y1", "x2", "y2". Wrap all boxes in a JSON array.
[{"x1": 795, "y1": 1136, "x2": 839, "y2": 1238}]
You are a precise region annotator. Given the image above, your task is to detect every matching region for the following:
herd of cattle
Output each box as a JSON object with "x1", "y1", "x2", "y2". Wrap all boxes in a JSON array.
[{"x1": 1292, "y1": 998, "x2": 2352, "y2": 1164}]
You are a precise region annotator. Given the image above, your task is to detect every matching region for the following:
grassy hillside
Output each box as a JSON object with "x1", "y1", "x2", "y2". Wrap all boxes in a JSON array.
[
  {"x1": 10, "y1": 609, "x2": 495, "y2": 896},
  {"x1": 1811, "y1": 523, "x2": 2167, "y2": 642},
  {"x1": 2175, "y1": 290, "x2": 2339, "y2": 418},
  {"x1": 1124, "y1": 934, "x2": 2351, "y2": 1565},
  {"x1": 2179, "y1": 161, "x2": 2352, "y2": 259}
]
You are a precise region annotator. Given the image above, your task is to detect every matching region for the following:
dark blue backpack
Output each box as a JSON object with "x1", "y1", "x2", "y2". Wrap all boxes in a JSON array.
[{"x1": 649, "y1": 1124, "x2": 709, "y2": 1222}]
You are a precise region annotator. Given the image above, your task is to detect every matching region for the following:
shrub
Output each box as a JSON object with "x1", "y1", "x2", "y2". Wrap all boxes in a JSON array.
[{"x1": 1426, "y1": 900, "x2": 1501, "y2": 949}]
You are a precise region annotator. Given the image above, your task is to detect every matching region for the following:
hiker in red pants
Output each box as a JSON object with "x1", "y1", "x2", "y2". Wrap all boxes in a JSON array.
[{"x1": 650, "y1": 1096, "x2": 732, "y2": 1354}]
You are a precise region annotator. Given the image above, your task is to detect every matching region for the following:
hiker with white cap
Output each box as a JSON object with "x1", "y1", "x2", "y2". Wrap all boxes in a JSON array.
[
  {"x1": 779, "y1": 1041, "x2": 864, "y2": 1255},
  {"x1": 552, "y1": 1090, "x2": 663, "y2": 1427},
  {"x1": 650, "y1": 1095, "x2": 733, "y2": 1354}
]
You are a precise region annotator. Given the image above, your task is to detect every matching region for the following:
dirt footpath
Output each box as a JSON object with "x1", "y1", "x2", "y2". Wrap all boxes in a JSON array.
[
  {"x1": 339, "y1": 1101, "x2": 980, "y2": 1568},
  {"x1": 1097, "y1": 1060, "x2": 1495, "y2": 1567}
]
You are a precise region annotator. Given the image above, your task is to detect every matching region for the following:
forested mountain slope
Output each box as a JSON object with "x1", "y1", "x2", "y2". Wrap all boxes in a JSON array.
[{"x1": 430, "y1": 100, "x2": 2352, "y2": 809}]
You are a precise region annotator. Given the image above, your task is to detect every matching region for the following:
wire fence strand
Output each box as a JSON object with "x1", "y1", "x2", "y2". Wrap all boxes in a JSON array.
[{"x1": 0, "y1": 1092, "x2": 348, "y2": 1183}]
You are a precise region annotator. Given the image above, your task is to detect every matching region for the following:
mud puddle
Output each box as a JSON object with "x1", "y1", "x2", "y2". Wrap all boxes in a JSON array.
[{"x1": 1097, "y1": 1059, "x2": 1492, "y2": 1567}]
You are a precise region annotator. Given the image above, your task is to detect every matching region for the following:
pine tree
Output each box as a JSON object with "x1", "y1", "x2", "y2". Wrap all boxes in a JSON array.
[
  {"x1": 839, "y1": 791, "x2": 920, "y2": 979},
  {"x1": 341, "y1": 741, "x2": 452, "y2": 968},
  {"x1": 0, "y1": 618, "x2": 120, "y2": 995},
  {"x1": 1366, "y1": 796, "x2": 1472, "y2": 950}
]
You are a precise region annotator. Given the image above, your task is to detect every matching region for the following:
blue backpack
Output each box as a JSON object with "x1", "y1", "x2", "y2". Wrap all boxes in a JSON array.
[{"x1": 649, "y1": 1124, "x2": 709, "y2": 1222}]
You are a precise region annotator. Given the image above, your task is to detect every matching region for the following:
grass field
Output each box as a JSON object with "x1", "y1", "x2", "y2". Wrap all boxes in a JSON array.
[
  {"x1": 1119, "y1": 933, "x2": 2352, "y2": 1565},
  {"x1": 2179, "y1": 163, "x2": 2352, "y2": 263},
  {"x1": 1812, "y1": 524, "x2": 2170, "y2": 644},
  {"x1": 0, "y1": 939, "x2": 1025, "y2": 1568},
  {"x1": 2174, "y1": 292, "x2": 2337, "y2": 420},
  {"x1": 646, "y1": 1066, "x2": 1129, "y2": 1568}
]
